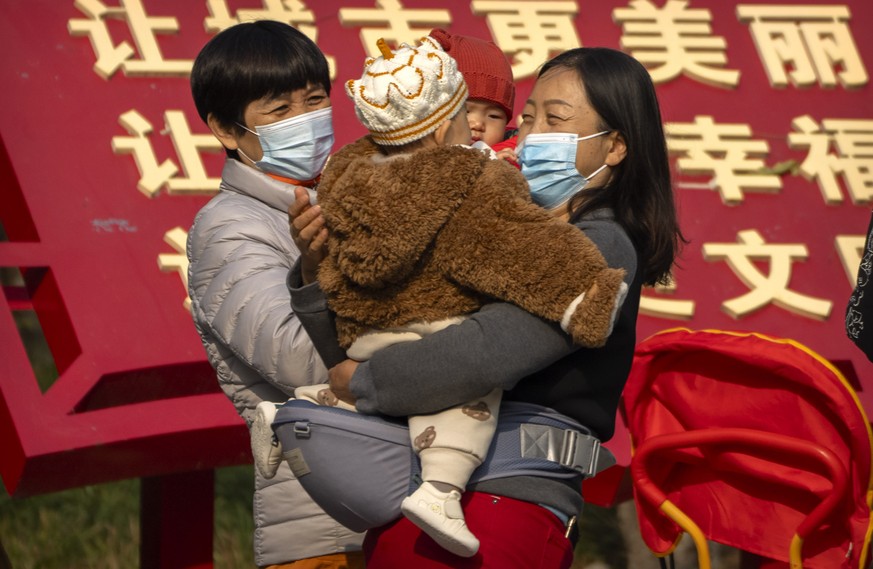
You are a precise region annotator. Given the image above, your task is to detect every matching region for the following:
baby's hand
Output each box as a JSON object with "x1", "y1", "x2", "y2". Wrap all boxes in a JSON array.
[
  {"x1": 495, "y1": 147, "x2": 518, "y2": 164},
  {"x1": 328, "y1": 359, "x2": 359, "y2": 406}
]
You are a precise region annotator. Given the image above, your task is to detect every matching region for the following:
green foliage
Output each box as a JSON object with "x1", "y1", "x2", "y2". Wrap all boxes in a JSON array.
[
  {"x1": 11, "y1": 311, "x2": 58, "y2": 393},
  {"x1": 574, "y1": 503, "x2": 627, "y2": 569},
  {"x1": 213, "y1": 467, "x2": 255, "y2": 567},
  {"x1": 0, "y1": 479, "x2": 140, "y2": 568},
  {"x1": 0, "y1": 466, "x2": 254, "y2": 569},
  {"x1": 1, "y1": 468, "x2": 625, "y2": 568}
]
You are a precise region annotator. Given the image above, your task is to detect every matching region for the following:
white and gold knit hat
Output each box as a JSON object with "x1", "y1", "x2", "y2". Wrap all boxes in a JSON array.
[{"x1": 346, "y1": 36, "x2": 468, "y2": 146}]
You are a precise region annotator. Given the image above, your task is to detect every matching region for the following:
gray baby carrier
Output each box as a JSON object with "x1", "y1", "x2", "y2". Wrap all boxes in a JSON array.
[{"x1": 273, "y1": 399, "x2": 616, "y2": 532}]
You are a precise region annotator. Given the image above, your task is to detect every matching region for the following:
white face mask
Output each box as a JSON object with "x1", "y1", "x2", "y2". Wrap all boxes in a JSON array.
[
  {"x1": 237, "y1": 107, "x2": 334, "y2": 181},
  {"x1": 517, "y1": 131, "x2": 609, "y2": 210}
]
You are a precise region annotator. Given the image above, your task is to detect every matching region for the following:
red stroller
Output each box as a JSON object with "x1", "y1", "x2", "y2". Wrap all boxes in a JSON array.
[{"x1": 622, "y1": 328, "x2": 873, "y2": 569}]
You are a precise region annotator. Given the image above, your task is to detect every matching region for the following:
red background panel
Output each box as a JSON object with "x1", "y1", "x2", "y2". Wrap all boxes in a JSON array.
[{"x1": 0, "y1": 0, "x2": 871, "y2": 506}]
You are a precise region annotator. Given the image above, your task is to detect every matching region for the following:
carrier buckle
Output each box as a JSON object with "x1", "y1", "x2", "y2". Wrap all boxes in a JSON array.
[
  {"x1": 293, "y1": 420, "x2": 311, "y2": 439},
  {"x1": 519, "y1": 424, "x2": 616, "y2": 476},
  {"x1": 560, "y1": 429, "x2": 600, "y2": 475}
]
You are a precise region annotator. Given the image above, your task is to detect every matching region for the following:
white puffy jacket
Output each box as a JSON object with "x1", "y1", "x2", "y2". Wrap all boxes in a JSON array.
[{"x1": 187, "y1": 158, "x2": 364, "y2": 566}]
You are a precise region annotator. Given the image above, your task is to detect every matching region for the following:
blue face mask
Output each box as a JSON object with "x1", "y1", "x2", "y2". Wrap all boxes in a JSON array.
[
  {"x1": 237, "y1": 107, "x2": 334, "y2": 181},
  {"x1": 518, "y1": 131, "x2": 610, "y2": 210}
]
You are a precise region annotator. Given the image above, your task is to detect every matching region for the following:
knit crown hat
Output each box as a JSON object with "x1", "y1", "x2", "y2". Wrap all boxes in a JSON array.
[
  {"x1": 429, "y1": 28, "x2": 515, "y2": 122},
  {"x1": 346, "y1": 36, "x2": 468, "y2": 147}
]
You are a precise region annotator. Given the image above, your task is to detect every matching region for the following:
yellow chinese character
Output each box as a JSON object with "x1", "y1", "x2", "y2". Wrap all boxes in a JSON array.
[
  {"x1": 471, "y1": 1, "x2": 580, "y2": 80},
  {"x1": 789, "y1": 115, "x2": 873, "y2": 205},
  {"x1": 68, "y1": 0, "x2": 191, "y2": 79},
  {"x1": 205, "y1": 0, "x2": 313, "y2": 30},
  {"x1": 163, "y1": 111, "x2": 224, "y2": 195},
  {"x1": 112, "y1": 110, "x2": 179, "y2": 197},
  {"x1": 112, "y1": 110, "x2": 222, "y2": 197},
  {"x1": 158, "y1": 226, "x2": 191, "y2": 311},
  {"x1": 204, "y1": 0, "x2": 336, "y2": 79},
  {"x1": 703, "y1": 229, "x2": 832, "y2": 320},
  {"x1": 836, "y1": 233, "x2": 867, "y2": 286},
  {"x1": 339, "y1": 0, "x2": 451, "y2": 58},
  {"x1": 613, "y1": 0, "x2": 739, "y2": 88},
  {"x1": 737, "y1": 4, "x2": 868, "y2": 89},
  {"x1": 640, "y1": 277, "x2": 696, "y2": 320},
  {"x1": 667, "y1": 116, "x2": 781, "y2": 205}
]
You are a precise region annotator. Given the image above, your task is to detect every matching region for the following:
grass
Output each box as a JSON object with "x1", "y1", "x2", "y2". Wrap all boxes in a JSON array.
[
  {"x1": 0, "y1": 466, "x2": 254, "y2": 569},
  {"x1": 0, "y1": 467, "x2": 622, "y2": 568},
  {"x1": 1, "y1": 478, "x2": 141, "y2": 567}
]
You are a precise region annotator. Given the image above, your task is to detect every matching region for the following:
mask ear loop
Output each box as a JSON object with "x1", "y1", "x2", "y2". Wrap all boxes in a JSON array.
[
  {"x1": 233, "y1": 123, "x2": 261, "y2": 165},
  {"x1": 583, "y1": 163, "x2": 609, "y2": 181},
  {"x1": 235, "y1": 122, "x2": 260, "y2": 137},
  {"x1": 237, "y1": 146, "x2": 257, "y2": 164},
  {"x1": 577, "y1": 130, "x2": 612, "y2": 180},
  {"x1": 575, "y1": 130, "x2": 611, "y2": 142}
]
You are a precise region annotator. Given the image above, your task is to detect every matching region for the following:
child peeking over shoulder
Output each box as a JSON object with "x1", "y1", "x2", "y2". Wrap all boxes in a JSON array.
[{"x1": 429, "y1": 28, "x2": 519, "y2": 164}]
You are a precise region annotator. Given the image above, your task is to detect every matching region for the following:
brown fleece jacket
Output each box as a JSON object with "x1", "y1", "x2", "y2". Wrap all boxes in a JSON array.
[{"x1": 317, "y1": 136, "x2": 626, "y2": 350}]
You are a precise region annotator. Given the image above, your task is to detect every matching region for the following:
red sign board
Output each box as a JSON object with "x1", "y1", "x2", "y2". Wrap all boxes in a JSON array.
[{"x1": 1, "y1": 0, "x2": 871, "y2": 503}]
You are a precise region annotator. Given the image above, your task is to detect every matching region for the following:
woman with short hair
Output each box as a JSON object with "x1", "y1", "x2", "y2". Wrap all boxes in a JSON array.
[{"x1": 187, "y1": 21, "x2": 365, "y2": 569}]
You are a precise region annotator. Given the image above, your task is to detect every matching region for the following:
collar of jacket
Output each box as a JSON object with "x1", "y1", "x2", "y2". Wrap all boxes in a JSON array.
[{"x1": 219, "y1": 158, "x2": 318, "y2": 211}]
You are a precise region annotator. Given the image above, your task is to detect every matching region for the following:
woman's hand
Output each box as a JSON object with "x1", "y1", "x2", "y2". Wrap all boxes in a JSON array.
[
  {"x1": 328, "y1": 359, "x2": 359, "y2": 406},
  {"x1": 289, "y1": 187, "x2": 328, "y2": 284}
]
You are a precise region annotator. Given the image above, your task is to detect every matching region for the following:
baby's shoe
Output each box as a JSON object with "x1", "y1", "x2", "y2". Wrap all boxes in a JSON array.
[
  {"x1": 251, "y1": 401, "x2": 283, "y2": 479},
  {"x1": 400, "y1": 481, "x2": 480, "y2": 557}
]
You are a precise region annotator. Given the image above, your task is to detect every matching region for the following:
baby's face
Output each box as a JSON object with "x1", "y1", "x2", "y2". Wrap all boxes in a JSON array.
[{"x1": 465, "y1": 99, "x2": 509, "y2": 147}]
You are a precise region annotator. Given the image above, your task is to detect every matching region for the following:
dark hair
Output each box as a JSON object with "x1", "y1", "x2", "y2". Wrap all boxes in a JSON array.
[
  {"x1": 191, "y1": 20, "x2": 331, "y2": 133},
  {"x1": 539, "y1": 47, "x2": 684, "y2": 286}
]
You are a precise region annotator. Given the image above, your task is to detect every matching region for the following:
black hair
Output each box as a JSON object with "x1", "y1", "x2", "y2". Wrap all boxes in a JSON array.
[
  {"x1": 539, "y1": 47, "x2": 685, "y2": 286},
  {"x1": 191, "y1": 20, "x2": 331, "y2": 134}
]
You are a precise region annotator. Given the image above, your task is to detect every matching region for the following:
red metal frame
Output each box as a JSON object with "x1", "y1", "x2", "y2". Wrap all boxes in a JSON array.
[{"x1": 631, "y1": 427, "x2": 849, "y2": 567}]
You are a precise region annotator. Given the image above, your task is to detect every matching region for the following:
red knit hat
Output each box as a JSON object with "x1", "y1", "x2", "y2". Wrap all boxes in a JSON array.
[{"x1": 429, "y1": 28, "x2": 515, "y2": 122}]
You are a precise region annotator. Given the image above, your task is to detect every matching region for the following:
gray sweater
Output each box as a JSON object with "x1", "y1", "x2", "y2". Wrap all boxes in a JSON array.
[{"x1": 289, "y1": 208, "x2": 640, "y2": 526}]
